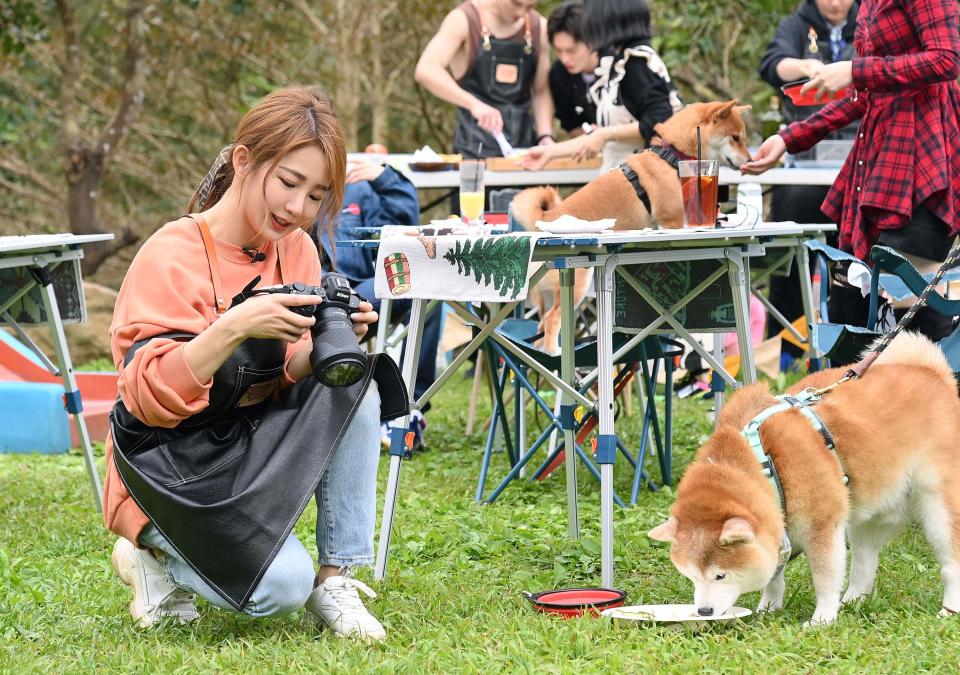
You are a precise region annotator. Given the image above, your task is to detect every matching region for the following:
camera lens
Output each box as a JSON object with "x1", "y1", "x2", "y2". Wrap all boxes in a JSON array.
[
  {"x1": 316, "y1": 357, "x2": 367, "y2": 388},
  {"x1": 309, "y1": 302, "x2": 368, "y2": 388}
]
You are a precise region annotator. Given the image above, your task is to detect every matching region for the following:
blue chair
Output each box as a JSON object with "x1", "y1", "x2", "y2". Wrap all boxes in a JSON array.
[
  {"x1": 806, "y1": 240, "x2": 960, "y2": 371},
  {"x1": 476, "y1": 318, "x2": 682, "y2": 507}
]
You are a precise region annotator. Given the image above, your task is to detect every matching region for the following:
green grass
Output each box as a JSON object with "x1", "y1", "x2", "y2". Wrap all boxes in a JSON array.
[{"x1": 2, "y1": 374, "x2": 958, "y2": 673}]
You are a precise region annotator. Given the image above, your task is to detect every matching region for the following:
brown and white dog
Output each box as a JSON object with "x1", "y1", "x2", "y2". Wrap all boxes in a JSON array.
[
  {"x1": 648, "y1": 333, "x2": 960, "y2": 624},
  {"x1": 511, "y1": 100, "x2": 753, "y2": 354}
]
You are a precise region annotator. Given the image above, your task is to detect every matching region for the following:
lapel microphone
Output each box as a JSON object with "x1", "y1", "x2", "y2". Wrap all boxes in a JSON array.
[{"x1": 242, "y1": 246, "x2": 266, "y2": 263}]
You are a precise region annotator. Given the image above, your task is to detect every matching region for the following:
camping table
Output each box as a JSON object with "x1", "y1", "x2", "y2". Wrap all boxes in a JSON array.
[
  {"x1": 359, "y1": 223, "x2": 806, "y2": 587},
  {"x1": 0, "y1": 233, "x2": 114, "y2": 510}
]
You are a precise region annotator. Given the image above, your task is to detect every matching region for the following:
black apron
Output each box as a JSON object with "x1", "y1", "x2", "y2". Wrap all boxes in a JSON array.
[
  {"x1": 109, "y1": 215, "x2": 407, "y2": 610},
  {"x1": 452, "y1": 2, "x2": 539, "y2": 158}
]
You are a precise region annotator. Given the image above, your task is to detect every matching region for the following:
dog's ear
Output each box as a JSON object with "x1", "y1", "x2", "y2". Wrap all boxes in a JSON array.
[
  {"x1": 648, "y1": 516, "x2": 678, "y2": 543},
  {"x1": 734, "y1": 104, "x2": 752, "y2": 115},
  {"x1": 719, "y1": 517, "x2": 755, "y2": 546},
  {"x1": 710, "y1": 99, "x2": 739, "y2": 123}
]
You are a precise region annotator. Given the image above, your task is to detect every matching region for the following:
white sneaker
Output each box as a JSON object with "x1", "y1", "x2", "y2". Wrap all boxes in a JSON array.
[
  {"x1": 303, "y1": 573, "x2": 386, "y2": 641},
  {"x1": 112, "y1": 538, "x2": 199, "y2": 627}
]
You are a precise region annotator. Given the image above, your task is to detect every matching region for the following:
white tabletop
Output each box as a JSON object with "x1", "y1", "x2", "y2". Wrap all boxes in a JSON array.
[
  {"x1": 360, "y1": 153, "x2": 840, "y2": 189},
  {"x1": 533, "y1": 222, "x2": 809, "y2": 248},
  {"x1": 0, "y1": 233, "x2": 115, "y2": 256}
]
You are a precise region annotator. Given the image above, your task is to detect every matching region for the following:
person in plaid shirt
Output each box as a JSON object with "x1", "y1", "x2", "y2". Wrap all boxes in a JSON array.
[{"x1": 743, "y1": 0, "x2": 960, "y2": 340}]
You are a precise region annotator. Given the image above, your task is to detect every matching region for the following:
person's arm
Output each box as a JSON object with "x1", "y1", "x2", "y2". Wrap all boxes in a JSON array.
[
  {"x1": 759, "y1": 15, "x2": 823, "y2": 87},
  {"x1": 741, "y1": 95, "x2": 866, "y2": 174},
  {"x1": 530, "y1": 18, "x2": 555, "y2": 143},
  {"x1": 368, "y1": 167, "x2": 419, "y2": 226},
  {"x1": 619, "y1": 57, "x2": 676, "y2": 146},
  {"x1": 853, "y1": 0, "x2": 960, "y2": 91},
  {"x1": 414, "y1": 9, "x2": 503, "y2": 133}
]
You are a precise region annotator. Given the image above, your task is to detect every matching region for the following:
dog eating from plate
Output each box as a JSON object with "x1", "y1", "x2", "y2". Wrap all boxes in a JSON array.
[{"x1": 649, "y1": 333, "x2": 960, "y2": 625}]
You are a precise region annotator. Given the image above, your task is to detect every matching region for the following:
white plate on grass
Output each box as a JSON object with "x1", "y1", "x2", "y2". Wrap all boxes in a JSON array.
[
  {"x1": 602, "y1": 604, "x2": 752, "y2": 626},
  {"x1": 534, "y1": 215, "x2": 616, "y2": 235}
]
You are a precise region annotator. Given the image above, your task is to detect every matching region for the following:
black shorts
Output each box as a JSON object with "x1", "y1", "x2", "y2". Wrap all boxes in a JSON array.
[{"x1": 876, "y1": 204, "x2": 953, "y2": 262}]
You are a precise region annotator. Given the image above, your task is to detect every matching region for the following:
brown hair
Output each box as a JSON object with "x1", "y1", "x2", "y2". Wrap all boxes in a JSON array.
[{"x1": 188, "y1": 85, "x2": 346, "y2": 242}]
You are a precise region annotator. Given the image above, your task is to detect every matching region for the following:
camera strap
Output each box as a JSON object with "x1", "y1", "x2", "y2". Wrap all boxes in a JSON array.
[{"x1": 192, "y1": 213, "x2": 228, "y2": 315}]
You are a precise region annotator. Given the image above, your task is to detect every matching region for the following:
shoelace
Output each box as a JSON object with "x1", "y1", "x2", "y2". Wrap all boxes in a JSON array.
[
  {"x1": 325, "y1": 577, "x2": 377, "y2": 611},
  {"x1": 146, "y1": 585, "x2": 196, "y2": 616}
]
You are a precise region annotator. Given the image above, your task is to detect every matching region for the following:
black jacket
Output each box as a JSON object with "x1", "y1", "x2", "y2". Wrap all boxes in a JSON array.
[
  {"x1": 548, "y1": 60, "x2": 597, "y2": 133},
  {"x1": 759, "y1": 0, "x2": 859, "y2": 128}
]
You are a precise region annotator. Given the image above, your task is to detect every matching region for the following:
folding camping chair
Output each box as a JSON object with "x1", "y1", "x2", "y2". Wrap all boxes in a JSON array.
[
  {"x1": 806, "y1": 240, "x2": 960, "y2": 371},
  {"x1": 475, "y1": 317, "x2": 682, "y2": 506}
]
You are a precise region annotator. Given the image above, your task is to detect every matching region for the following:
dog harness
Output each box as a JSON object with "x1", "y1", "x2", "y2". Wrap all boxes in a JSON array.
[
  {"x1": 619, "y1": 144, "x2": 690, "y2": 215},
  {"x1": 740, "y1": 388, "x2": 849, "y2": 573}
]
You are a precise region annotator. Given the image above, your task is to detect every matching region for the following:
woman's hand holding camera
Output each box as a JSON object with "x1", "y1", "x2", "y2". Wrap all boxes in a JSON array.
[
  {"x1": 350, "y1": 300, "x2": 378, "y2": 340},
  {"x1": 224, "y1": 293, "x2": 324, "y2": 344}
]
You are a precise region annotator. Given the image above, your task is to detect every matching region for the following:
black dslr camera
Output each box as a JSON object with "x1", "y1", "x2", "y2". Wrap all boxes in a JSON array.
[{"x1": 232, "y1": 273, "x2": 367, "y2": 388}]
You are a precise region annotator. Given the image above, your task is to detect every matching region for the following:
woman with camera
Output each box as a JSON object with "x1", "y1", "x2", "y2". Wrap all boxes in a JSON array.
[{"x1": 104, "y1": 86, "x2": 405, "y2": 640}]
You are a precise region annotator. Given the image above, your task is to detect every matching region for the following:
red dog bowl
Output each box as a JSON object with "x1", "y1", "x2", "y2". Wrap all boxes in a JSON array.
[
  {"x1": 524, "y1": 588, "x2": 627, "y2": 618},
  {"x1": 781, "y1": 79, "x2": 850, "y2": 106}
]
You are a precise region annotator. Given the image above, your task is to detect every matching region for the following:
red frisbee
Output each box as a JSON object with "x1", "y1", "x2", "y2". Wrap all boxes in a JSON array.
[
  {"x1": 524, "y1": 588, "x2": 627, "y2": 618},
  {"x1": 781, "y1": 79, "x2": 850, "y2": 106}
]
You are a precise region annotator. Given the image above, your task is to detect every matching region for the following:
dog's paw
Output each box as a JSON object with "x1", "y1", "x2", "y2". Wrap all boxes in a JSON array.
[
  {"x1": 938, "y1": 606, "x2": 958, "y2": 618},
  {"x1": 841, "y1": 590, "x2": 868, "y2": 605},
  {"x1": 757, "y1": 599, "x2": 782, "y2": 613},
  {"x1": 803, "y1": 612, "x2": 838, "y2": 628}
]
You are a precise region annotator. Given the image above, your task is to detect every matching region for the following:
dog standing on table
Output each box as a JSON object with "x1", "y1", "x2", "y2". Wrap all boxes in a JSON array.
[
  {"x1": 511, "y1": 100, "x2": 753, "y2": 354},
  {"x1": 648, "y1": 333, "x2": 960, "y2": 625}
]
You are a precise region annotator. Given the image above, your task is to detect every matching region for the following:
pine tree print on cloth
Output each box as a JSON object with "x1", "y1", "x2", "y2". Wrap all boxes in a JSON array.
[{"x1": 442, "y1": 236, "x2": 531, "y2": 299}]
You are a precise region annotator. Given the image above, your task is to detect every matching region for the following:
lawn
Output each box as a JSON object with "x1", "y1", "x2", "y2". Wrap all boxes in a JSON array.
[{"x1": 1, "y1": 373, "x2": 958, "y2": 673}]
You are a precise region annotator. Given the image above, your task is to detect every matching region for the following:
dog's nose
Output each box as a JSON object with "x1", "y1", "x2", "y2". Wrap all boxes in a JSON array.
[{"x1": 697, "y1": 607, "x2": 714, "y2": 617}]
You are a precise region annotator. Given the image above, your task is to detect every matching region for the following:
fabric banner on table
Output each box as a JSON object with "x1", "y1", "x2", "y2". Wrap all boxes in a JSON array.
[{"x1": 374, "y1": 229, "x2": 542, "y2": 302}]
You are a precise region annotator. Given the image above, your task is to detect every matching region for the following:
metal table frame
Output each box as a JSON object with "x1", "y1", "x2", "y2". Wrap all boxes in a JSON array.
[
  {"x1": 370, "y1": 224, "x2": 806, "y2": 587},
  {"x1": 0, "y1": 234, "x2": 114, "y2": 510}
]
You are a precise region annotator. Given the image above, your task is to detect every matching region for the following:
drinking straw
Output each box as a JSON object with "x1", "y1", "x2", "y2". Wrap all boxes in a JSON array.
[{"x1": 696, "y1": 126, "x2": 703, "y2": 224}]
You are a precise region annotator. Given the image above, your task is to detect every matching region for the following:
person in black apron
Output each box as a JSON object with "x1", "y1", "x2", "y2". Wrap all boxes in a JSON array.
[
  {"x1": 415, "y1": 0, "x2": 555, "y2": 158},
  {"x1": 105, "y1": 87, "x2": 406, "y2": 640}
]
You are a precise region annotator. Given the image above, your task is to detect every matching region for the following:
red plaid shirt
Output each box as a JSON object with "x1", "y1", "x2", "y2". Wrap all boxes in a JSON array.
[{"x1": 780, "y1": 0, "x2": 960, "y2": 260}]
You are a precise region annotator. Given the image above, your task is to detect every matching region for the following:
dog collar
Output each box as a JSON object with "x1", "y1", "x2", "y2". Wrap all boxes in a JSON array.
[{"x1": 740, "y1": 388, "x2": 848, "y2": 573}]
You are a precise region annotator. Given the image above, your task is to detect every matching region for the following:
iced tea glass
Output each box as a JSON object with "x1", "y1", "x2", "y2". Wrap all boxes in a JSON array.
[
  {"x1": 678, "y1": 160, "x2": 720, "y2": 227},
  {"x1": 459, "y1": 160, "x2": 485, "y2": 225}
]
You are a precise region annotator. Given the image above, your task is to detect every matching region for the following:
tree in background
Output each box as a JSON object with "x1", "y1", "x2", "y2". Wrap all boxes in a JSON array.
[{"x1": 1, "y1": 0, "x2": 797, "y2": 282}]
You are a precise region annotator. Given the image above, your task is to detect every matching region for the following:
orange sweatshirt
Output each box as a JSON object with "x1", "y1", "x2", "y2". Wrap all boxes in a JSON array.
[{"x1": 103, "y1": 216, "x2": 322, "y2": 544}]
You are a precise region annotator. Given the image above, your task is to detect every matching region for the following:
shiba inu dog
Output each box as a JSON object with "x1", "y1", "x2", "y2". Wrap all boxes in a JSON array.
[
  {"x1": 648, "y1": 333, "x2": 960, "y2": 624},
  {"x1": 511, "y1": 100, "x2": 752, "y2": 354}
]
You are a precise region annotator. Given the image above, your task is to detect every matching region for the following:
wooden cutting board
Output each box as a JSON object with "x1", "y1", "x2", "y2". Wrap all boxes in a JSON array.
[{"x1": 485, "y1": 156, "x2": 602, "y2": 171}]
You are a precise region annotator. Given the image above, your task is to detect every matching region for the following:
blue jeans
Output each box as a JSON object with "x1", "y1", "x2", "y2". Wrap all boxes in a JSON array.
[
  {"x1": 138, "y1": 385, "x2": 382, "y2": 617},
  {"x1": 354, "y1": 277, "x2": 441, "y2": 400}
]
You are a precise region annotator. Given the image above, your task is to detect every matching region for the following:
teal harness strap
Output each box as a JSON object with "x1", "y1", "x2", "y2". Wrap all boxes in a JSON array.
[{"x1": 740, "y1": 388, "x2": 849, "y2": 572}]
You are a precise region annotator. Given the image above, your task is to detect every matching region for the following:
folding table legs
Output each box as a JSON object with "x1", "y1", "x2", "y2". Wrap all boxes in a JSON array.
[
  {"x1": 726, "y1": 252, "x2": 757, "y2": 384},
  {"x1": 30, "y1": 264, "x2": 103, "y2": 511},
  {"x1": 594, "y1": 259, "x2": 617, "y2": 588},
  {"x1": 374, "y1": 298, "x2": 425, "y2": 581},
  {"x1": 558, "y1": 268, "x2": 579, "y2": 540},
  {"x1": 796, "y1": 246, "x2": 822, "y2": 369}
]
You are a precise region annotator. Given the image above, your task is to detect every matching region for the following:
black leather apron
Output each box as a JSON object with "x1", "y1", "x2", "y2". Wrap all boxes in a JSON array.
[
  {"x1": 452, "y1": 1, "x2": 539, "y2": 157},
  {"x1": 109, "y1": 215, "x2": 407, "y2": 610}
]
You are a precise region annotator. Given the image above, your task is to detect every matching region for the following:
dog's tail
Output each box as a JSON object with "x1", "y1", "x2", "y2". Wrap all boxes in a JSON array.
[
  {"x1": 510, "y1": 186, "x2": 562, "y2": 230},
  {"x1": 868, "y1": 331, "x2": 955, "y2": 388}
]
